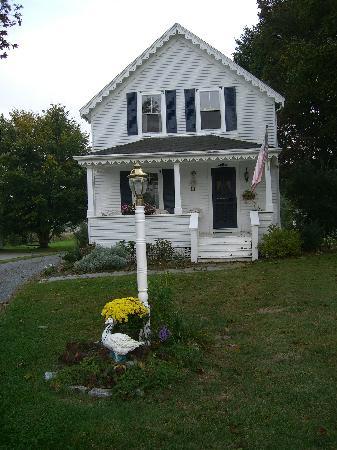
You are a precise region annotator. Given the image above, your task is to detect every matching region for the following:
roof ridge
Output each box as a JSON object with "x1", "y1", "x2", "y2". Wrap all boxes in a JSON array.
[{"x1": 80, "y1": 23, "x2": 284, "y2": 121}]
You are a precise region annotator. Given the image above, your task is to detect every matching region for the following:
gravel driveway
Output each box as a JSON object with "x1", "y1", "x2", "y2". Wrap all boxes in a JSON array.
[{"x1": 0, "y1": 255, "x2": 61, "y2": 303}]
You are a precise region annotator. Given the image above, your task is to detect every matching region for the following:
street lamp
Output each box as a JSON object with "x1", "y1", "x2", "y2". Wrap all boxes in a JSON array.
[
  {"x1": 128, "y1": 163, "x2": 149, "y2": 308},
  {"x1": 128, "y1": 163, "x2": 148, "y2": 207}
]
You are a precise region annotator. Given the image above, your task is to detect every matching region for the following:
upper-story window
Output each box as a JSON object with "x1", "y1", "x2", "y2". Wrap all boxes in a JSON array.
[
  {"x1": 199, "y1": 90, "x2": 221, "y2": 130},
  {"x1": 142, "y1": 94, "x2": 162, "y2": 133}
]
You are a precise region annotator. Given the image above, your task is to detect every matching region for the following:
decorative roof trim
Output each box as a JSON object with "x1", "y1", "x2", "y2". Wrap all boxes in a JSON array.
[
  {"x1": 74, "y1": 148, "x2": 281, "y2": 166},
  {"x1": 80, "y1": 23, "x2": 285, "y2": 121}
]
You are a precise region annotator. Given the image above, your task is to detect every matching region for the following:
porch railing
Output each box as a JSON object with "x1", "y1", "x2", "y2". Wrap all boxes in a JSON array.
[{"x1": 88, "y1": 214, "x2": 193, "y2": 250}]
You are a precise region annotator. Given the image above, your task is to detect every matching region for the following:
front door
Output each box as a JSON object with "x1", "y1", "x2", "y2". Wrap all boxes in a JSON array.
[{"x1": 212, "y1": 167, "x2": 237, "y2": 229}]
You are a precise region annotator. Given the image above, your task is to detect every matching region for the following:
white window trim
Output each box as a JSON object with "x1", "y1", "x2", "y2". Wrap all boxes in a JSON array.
[
  {"x1": 196, "y1": 87, "x2": 225, "y2": 134},
  {"x1": 138, "y1": 91, "x2": 167, "y2": 137}
]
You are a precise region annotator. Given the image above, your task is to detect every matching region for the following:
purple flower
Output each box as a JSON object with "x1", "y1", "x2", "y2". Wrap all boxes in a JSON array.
[{"x1": 158, "y1": 326, "x2": 171, "y2": 342}]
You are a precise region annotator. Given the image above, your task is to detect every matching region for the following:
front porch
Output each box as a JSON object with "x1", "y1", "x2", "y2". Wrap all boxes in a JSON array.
[
  {"x1": 87, "y1": 209, "x2": 273, "y2": 262},
  {"x1": 77, "y1": 143, "x2": 280, "y2": 262}
]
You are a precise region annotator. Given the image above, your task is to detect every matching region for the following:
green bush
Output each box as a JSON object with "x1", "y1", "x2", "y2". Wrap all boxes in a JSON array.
[
  {"x1": 300, "y1": 221, "x2": 324, "y2": 252},
  {"x1": 148, "y1": 239, "x2": 175, "y2": 262},
  {"x1": 73, "y1": 244, "x2": 129, "y2": 273},
  {"x1": 119, "y1": 239, "x2": 188, "y2": 267},
  {"x1": 259, "y1": 225, "x2": 302, "y2": 259},
  {"x1": 63, "y1": 243, "x2": 93, "y2": 264},
  {"x1": 63, "y1": 245, "x2": 82, "y2": 263},
  {"x1": 323, "y1": 231, "x2": 337, "y2": 251},
  {"x1": 74, "y1": 222, "x2": 89, "y2": 248},
  {"x1": 62, "y1": 222, "x2": 90, "y2": 264}
]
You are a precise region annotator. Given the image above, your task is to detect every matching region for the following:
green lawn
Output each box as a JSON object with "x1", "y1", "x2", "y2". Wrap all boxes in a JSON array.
[
  {"x1": 1, "y1": 238, "x2": 76, "y2": 253},
  {"x1": 1, "y1": 253, "x2": 337, "y2": 449}
]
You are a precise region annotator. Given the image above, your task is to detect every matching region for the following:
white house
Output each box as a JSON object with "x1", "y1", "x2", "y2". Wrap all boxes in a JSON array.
[{"x1": 75, "y1": 23, "x2": 285, "y2": 262}]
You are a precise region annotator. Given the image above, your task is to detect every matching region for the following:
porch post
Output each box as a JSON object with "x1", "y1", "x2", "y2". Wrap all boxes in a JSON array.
[
  {"x1": 86, "y1": 166, "x2": 95, "y2": 217},
  {"x1": 174, "y1": 162, "x2": 183, "y2": 214},
  {"x1": 265, "y1": 159, "x2": 273, "y2": 212}
]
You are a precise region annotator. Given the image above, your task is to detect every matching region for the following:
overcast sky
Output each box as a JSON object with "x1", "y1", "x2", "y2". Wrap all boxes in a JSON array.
[{"x1": 1, "y1": 0, "x2": 258, "y2": 136}]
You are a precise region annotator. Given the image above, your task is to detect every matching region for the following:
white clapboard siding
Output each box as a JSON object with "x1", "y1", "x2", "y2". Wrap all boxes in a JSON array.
[
  {"x1": 89, "y1": 215, "x2": 191, "y2": 248},
  {"x1": 94, "y1": 167, "x2": 121, "y2": 214},
  {"x1": 91, "y1": 34, "x2": 277, "y2": 150},
  {"x1": 180, "y1": 162, "x2": 210, "y2": 234}
]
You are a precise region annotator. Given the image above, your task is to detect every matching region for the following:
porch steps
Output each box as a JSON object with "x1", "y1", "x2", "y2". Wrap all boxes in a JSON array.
[{"x1": 198, "y1": 234, "x2": 252, "y2": 261}]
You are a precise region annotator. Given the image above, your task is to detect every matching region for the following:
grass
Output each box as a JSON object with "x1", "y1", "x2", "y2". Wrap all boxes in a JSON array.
[
  {"x1": 1, "y1": 238, "x2": 76, "y2": 254},
  {"x1": 1, "y1": 253, "x2": 337, "y2": 449}
]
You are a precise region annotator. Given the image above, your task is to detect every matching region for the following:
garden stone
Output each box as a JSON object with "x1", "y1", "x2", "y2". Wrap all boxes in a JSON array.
[
  {"x1": 88, "y1": 388, "x2": 112, "y2": 398},
  {"x1": 44, "y1": 371, "x2": 57, "y2": 381},
  {"x1": 69, "y1": 385, "x2": 88, "y2": 394}
]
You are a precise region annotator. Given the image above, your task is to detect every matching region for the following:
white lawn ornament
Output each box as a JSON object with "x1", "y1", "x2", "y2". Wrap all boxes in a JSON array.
[{"x1": 101, "y1": 319, "x2": 144, "y2": 361}]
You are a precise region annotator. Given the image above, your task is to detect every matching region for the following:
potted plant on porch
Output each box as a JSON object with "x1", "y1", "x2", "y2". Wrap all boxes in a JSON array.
[{"x1": 242, "y1": 189, "x2": 256, "y2": 201}]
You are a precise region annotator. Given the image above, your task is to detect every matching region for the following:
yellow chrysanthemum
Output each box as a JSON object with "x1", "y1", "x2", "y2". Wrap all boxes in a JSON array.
[{"x1": 101, "y1": 297, "x2": 149, "y2": 323}]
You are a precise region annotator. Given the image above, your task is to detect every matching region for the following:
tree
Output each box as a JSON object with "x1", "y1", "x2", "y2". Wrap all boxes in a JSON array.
[
  {"x1": 0, "y1": 0, "x2": 23, "y2": 59},
  {"x1": 234, "y1": 0, "x2": 337, "y2": 232},
  {"x1": 0, "y1": 105, "x2": 89, "y2": 247}
]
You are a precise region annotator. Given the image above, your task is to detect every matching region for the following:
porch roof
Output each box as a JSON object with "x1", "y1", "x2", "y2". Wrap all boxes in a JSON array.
[
  {"x1": 90, "y1": 135, "x2": 262, "y2": 156},
  {"x1": 75, "y1": 136, "x2": 280, "y2": 166}
]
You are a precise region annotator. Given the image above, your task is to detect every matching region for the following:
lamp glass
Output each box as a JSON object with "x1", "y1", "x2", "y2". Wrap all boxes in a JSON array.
[
  {"x1": 128, "y1": 178, "x2": 135, "y2": 195},
  {"x1": 134, "y1": 178, "x2": 144, "y2": 196}
]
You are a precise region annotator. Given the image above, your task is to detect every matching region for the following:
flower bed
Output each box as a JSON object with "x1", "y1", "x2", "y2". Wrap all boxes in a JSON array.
[{"x1": 49, "y1": 276, "x2": 205, "y2": 399}]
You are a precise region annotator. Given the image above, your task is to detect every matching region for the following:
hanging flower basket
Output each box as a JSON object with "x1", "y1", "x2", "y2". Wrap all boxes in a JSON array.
[{"x1": 242, "y1": 190, "x2": 256, "y2": 201}]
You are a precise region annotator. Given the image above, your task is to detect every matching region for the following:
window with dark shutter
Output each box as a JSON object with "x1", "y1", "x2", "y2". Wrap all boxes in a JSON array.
[
  {"x1": 224, "y1": 87, "x2": 237, "y2": 131},
  {"x1": 162, "y1": 169, "x2": 175, "y2": 214},
  {"x1": 120, "y1": 171, "x2": 132, "y2": 207},
  {"x1": 184, "y1": 88, "x2": 196, "y2": 132},
  {"x1": 126, "y1": 92, "x2": 138, "y2": 135},
  {"x1": 200, "y1": 90, "x2": 221, "y2": 130},
  {"x1": 142, "y1": 94, "x2": 162, "y2": 133},
  {"x1": 165, "y1": 90, "x2": 177, "y2": 133}
]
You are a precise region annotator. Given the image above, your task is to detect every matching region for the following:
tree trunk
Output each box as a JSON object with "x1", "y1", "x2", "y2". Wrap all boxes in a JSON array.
[{"x1": 38, "y1": 231, "x2": 50, "y2": 248}]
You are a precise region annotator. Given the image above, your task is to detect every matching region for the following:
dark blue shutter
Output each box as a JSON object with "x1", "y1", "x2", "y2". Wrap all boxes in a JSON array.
[
  {"x1": 162, "y1": 169, "x2": 175, "y2": 214},
  {"x1": 165, "y1": 90, "x2": 177, "y2": 133},
  {"x1": 126, "y1": 92, "x2": 138, "y2": 135},
  {"x1": 184, "y1": 88, "x2": 196, "y2": 132},
  {"x1": 120, "y1": 171, "x2": 132, "y2": 206},
  {"x1": 224, "y1": 87, "x2": 237, "y2": 131}
]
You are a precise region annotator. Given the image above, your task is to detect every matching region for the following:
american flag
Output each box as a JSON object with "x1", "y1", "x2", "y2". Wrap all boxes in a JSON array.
[{"x1": 251, "y1": 126, "x2": 269, "y2": 191}]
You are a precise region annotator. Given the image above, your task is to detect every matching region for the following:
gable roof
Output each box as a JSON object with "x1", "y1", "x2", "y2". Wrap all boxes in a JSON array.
[
  {"x1": 80, "y1": 23, "x2": 285, "y2": 122},
  {"x1": 89, "y1": 135, "x2": 265, "y2": 156}
]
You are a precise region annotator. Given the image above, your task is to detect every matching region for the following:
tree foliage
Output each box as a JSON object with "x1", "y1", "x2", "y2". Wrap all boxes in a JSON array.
[
  {"x1": 0, "y1": 105, "x2": 89, "y2": 247},
  {"x1": 234, "y1": 0, "x2": 337, "y2": 232},
  {"x1": 0, "y1": 0, "x2": 22, "y2": 59}
]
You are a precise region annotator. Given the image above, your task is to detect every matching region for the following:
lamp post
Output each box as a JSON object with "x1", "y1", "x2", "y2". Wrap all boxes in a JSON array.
[{"x1": 128, "y1": 163, "x2": 149, "y2": 307}]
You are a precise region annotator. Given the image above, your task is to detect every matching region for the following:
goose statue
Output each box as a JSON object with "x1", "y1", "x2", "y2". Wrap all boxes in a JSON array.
[{"x1": 101, "y1": 319, "x2": 144, "y2": 362}]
